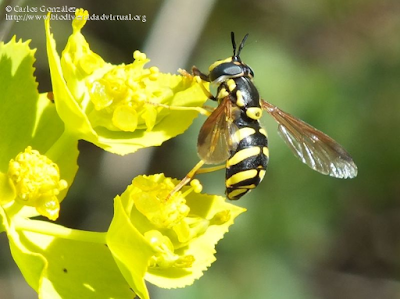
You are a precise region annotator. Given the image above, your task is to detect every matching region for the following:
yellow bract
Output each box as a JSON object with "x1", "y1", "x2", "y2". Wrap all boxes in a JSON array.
[
  {"x1": 108, "y1": 173, "x2": 246, "y2": 292},
  {"x1": 46, "y1": 8, "x2": 208, "y2": 155}
]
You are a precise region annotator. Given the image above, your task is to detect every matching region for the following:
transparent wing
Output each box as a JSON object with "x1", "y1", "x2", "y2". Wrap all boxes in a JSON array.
[
  {"x1": 262, "y1": 100, "x2": 358, "y2": 178},
  {"x1": 197, "y1": 97, "x2": 240, "y2": 164}
]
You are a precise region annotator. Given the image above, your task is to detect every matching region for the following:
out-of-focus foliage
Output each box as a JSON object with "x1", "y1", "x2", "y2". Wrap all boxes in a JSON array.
[{"x1": 1, "y1": 0, "x2": 399, "y2": 298}]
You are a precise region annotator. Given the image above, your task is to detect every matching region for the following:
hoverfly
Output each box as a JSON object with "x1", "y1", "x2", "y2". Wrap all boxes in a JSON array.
[{"x1": 177, "y1": 32, "x2": 357, "y2": 200}]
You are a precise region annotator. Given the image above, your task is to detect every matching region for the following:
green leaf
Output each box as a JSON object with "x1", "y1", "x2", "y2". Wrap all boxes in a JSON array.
[
  {"x1": 0, "y1": 37, "x2": 79, "y2": 218},
  {"x1": 107, "y1": 195, "x2": 155, "y2": 299},
  {"x1": 34, "y1": 93, "x2": 79, "y2": 205},
  {"x1": 0, "y1": 37, "x2": 39, "y2": 172},
  {"x1": 7, "y1": 219, "x2": 134, "y2": 299},
  {"x1": 44, "y1": 18, "x2": 97, "y2": 141}
]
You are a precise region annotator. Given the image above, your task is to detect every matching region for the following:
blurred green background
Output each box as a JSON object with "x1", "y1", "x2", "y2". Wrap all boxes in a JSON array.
[{"x1": 1, "y1": 0, "x2": 400, "y2": 298}]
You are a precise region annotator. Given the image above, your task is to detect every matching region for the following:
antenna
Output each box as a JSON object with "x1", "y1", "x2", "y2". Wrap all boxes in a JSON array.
[
  {"x1": 237, "y1": 33, "x2": 249, "y2": 58},
  {"x1": 231, "y1": 32, "x2": 236, "y2": 57},
  {"x1": 231, "y1": 32, "x2": 249, "y2": 59}
]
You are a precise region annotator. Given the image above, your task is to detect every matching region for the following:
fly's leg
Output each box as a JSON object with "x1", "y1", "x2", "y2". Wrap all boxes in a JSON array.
[
  {"x1": 145, "y1": 101, "x2": 211, "y2": 116},
  {"x1": 145, "y1": 68, "x2": 215, "y2": 116},
  {"x1": 167, "y1": 160, "x2": 205, "y2": 199},
  {"x1": 196, "y1": 164, "x2": 226, "y2": 174},
  {"x1": 167, "y1": 160, "x2": 226, "y2": 199},
  {"x1": 179, "y1": 67, "x2": 216, "y2": 102},
  {"x1": 163, "y1": 68, "x2": 223, "y2": 199},
  {"x1": 191, "y1": 66, "x2": 210, "y2": 82}
]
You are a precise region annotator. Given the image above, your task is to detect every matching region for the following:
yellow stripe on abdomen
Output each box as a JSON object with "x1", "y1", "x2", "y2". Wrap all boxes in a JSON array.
[
  {"x1": 226, "y1": 169, "x2": 258, "y2": 187},
  {"x1": 227, "y1": 188, "x2": 249, "y2": 200},
  {"x1": 233, "y1": 127, "x2": 256, "y2": 143},
  {"x1": 227, "y1": 147, "x2": 261, "y2": 167},
  {"x1": 258, "y1": 169, "x2": 266, "y2": 181},
  {"x1": 263, "y1": 147, "x2": 269, "y2": 157}
]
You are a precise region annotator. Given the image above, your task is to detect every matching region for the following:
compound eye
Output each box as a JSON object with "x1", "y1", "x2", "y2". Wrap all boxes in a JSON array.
[
  {"x1": 244, "y1": 65, "x2": 254, "y2": 78},
  {"x1": 249, "y1": 67, "x2": 255, "y2": 78},
  {"x1": 246, "y1": 107, "x2": 262, "y2": 120}
]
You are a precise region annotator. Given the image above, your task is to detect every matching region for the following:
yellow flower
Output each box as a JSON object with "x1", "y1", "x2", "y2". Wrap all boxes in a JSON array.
[
  {"x1": 88, "y1": 53, "x2": 167, "y2": 132},
  {"x1": 107, "y1": 174, "x2": 246, "y2": 299},
  {"x1": 45, "y1": 9, "x2": 208, "y2": 155},
  {"x1": 7, "y1": 147, "x2": 67, "y2": 220}
]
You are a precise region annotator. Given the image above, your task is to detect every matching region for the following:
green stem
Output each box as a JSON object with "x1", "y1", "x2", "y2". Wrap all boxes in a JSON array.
[{"x1": 14, "y1": 218, "x2": 107, "y2": 244}]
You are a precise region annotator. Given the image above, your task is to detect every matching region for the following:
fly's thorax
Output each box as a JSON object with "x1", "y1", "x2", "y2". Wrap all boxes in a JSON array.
[
  {"x1": 208, "y1": 57, "x2": 254, "y2": 85},
  {"x1": 221, "y1": 77, "x2": 262, "y2": 121}
]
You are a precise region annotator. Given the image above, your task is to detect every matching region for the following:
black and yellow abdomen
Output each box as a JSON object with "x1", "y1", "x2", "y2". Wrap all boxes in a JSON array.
[{"x1": 225, "y1": 114, "x2": 269, "y2": 200}]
